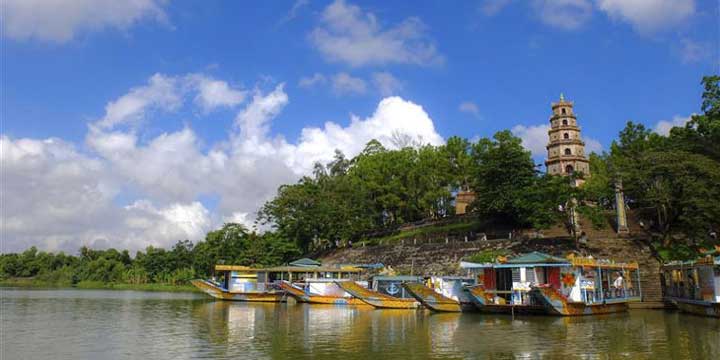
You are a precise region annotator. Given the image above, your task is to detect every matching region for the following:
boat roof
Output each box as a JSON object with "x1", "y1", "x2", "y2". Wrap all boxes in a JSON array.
[
  {"x1": 506, "y1": 251, "x2": 569, "y2": 264},
  {"x1": 288, "y1": 258, "x2": 322, "y2": 267},
  {"x1": 663, "y1": 254, "x2": 720, "y2": 269},
  {"x1": 215, "y1": 264, "x2": 362, "y2": 273}
]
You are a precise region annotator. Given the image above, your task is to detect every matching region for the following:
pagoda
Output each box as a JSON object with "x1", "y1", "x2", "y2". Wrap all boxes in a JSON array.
[{"x1": 545, "y1": 94, "x2": 590, "y2": 183}]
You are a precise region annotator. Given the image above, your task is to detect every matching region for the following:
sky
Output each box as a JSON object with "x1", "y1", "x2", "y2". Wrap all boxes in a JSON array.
[{"x1": 2, "y1": 0, "x2": 718, "y2": 253}]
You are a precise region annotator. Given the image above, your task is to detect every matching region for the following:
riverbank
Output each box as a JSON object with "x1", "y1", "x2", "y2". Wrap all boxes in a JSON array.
[{"x1": 0, "y1": 277, "x2": 199, "y2": 293}]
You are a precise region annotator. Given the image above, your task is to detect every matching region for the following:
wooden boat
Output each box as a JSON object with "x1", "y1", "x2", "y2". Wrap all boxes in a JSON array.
[
  {"x1": 662, "y1": 250, "x2": 720, "y2": 317},
  {"x1": 402, "y1": 277, "x2": 476, "y2": 312},
  {"x1": 530, "y1": 254, "x2": 642, "y2": 316},
  {"x1": 336, "y1": 278, "x2": 421, "y2": 309},
  {"x1": 279, "y1": 279, "x2": 368, "y2": 305},
  {"x1": 461, "y1": 252, "x2": 567, "y2": 314},
  {"x1": 192, "y1": 262, "x2": 363, "y2": 303}
]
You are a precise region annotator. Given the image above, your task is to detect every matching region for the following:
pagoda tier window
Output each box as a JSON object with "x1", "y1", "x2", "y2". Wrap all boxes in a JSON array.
[
  {"x1": 564, "y1": 148, "x2": 572, "y2": 155},
  {"x1": 562, "y1": 119, "x2": 568, "y2": 125},
  {"x1": 563, "y1": 133, "x2": 569, "y2": 139}
]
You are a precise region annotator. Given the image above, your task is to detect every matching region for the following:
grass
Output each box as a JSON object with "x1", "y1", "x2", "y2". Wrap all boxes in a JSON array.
[{"x1": 0, "y1": 278, "x2": 199, "y2": 293}]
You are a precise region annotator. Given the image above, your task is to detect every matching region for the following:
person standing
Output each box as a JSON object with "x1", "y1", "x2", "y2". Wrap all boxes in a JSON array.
[{"x1": 613, "y1": 272, "x2": 624, "y2": 297}]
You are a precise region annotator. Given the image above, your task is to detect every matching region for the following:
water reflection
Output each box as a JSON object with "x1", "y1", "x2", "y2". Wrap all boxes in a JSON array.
[{"x1": 2, "y1": 289, "x2": 719, "y2": 359}]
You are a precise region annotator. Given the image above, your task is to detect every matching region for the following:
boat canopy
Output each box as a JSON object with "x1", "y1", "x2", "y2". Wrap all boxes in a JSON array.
[
  {"x1": 215, "y1": 264, "x2": 362, "y2": 273},
  {"x1": 288, "y1": 258, "x2": 323, "y2": 267}
]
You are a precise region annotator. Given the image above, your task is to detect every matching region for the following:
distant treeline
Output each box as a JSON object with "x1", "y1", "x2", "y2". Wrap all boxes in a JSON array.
[
  {"x1": 0, "y1": 225, "x2": 300, "y2": 286},
  {"x1": 2, "y1": 76, "x2": 719, "y2": 286}
]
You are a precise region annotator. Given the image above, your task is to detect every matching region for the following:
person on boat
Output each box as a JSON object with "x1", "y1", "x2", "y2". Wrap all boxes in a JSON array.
[
  {"x1": 687, "y1": 273, "x2": 696, "y2": 299},
  {"x1": 613, "y1": 272, "x2": 624, "y2": 298}
]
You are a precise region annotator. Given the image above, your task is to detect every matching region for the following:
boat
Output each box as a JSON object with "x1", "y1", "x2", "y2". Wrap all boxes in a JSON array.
[
  {"x1": 530, "y1": 254, "x2": 642, "y2": 315},
  {"x1": 336, "y1": 276, "x2": 423, "y2": 309},
  {"x1": 661, "y1": 249, "x2": 720, "y2": 317},
  {"x1": 192, "y1": 262, "x2": 363, "y2": 303},
  {"x1": 279, "y1": 279, "x2": 368, "y2": 305},
  {"x1": 403, "y1": 276, "x2": 476, "y2": 312},
  {"x1": 460, "y1": 252, "x2": 565, "y2": 314}
]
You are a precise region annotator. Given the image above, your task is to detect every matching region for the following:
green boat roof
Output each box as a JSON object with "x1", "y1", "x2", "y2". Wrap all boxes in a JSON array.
[
  {"x1": 288, "y1": 258, "x2": 322, "y2": 267},
  {"x1": 506, "y1": 251, "x2": 569, "y2": 264}
]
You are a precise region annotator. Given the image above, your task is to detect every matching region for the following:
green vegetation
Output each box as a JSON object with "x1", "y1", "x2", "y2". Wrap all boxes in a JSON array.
[
  {"x1": 3, "y1": 76, "x2": 719, "y2": 282},
  {"x1": 1, "y1": 224, "x2": 301, "y2": 289}
]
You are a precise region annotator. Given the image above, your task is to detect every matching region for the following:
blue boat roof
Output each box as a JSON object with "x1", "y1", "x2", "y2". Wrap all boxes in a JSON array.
[{"x1": 288, "y1": 258, "x2": 322, "y2": 267}]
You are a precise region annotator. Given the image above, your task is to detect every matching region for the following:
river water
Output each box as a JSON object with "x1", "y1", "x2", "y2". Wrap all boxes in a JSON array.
[{"x1": 1, "y1": 288, "x2": 718, "y2": 359}]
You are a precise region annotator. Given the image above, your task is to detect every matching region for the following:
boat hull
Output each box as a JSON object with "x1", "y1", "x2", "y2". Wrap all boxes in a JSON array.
[
  {"x1": 191, "y1": 280, "x2": 285, "y2": 302},
  {"x1": 532, "y1": 287, "x2": 634, "y2": 316},
  {"x1": 336, "y1": 281, "x2": 420, "y2": 309},
  {"x1": 402, "y1": 283, "x2": 465, "y2": 312},
  {"x1": 278, "y1": 281, "x2": 368, "y2": 306},
  {"x1": 666, "y1": 297, "x2": 720, "y2": 318},
  {"x1": 465, "y1": 285, "x2": 545, "y2": 314}
]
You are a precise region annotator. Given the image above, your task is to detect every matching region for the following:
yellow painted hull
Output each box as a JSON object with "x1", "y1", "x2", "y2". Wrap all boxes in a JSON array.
[
  {"x1": 191, "y1": 280, "x2": 285, "y2": 302},
  {"x1": 532, "y1": 287, "x2": 637, "y2": 316},
  {"x1": 278, "y1": 281, "x2": 369, "y2": 306},
  {"x1": 402, "y1": 283, "x2": 462, "y2": 312},
  {"x1": 336, "y1": 281, "x2": 420, "y2": 309}
]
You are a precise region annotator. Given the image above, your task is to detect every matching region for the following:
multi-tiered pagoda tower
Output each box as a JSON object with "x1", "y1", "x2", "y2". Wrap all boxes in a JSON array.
[{"x1": 545, "y1": 94, "x2": 590, "y2": 181}]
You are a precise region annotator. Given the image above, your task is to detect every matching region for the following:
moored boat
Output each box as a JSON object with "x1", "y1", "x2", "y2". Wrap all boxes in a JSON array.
[
  {"x1": 279, "y1": 279, "x2": 368, "y2": 305},
  {"x1": 193, "y1": 262, "x2": 363, "y2": 303},
  {"x1": 662, "y1": 249, "x2": 720, "y2": 318},
  {"x1": 461, "y1": 252, "x2": 567, "y2": 314},
  {"x1": 403, "y1": 277, "x2": 476, "y2": 312},
  {"x1": 336, "y1": 276, "x2": 422, "y2": 309},
  {"x1": 530, "y1": 254, "x2": 642, "y2": 316}
]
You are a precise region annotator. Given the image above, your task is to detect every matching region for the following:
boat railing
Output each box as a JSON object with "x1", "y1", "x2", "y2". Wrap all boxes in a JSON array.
[{"x1": 484, "y1": 289, "x2": 540, "y2": 305}]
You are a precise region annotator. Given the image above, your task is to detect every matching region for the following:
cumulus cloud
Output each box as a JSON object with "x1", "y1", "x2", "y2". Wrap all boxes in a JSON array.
[
  {"x1": 512, "y1": 124, "x2": 550, "y2": 157},
  {"x1": 1, "y1": 0, "x2": 169, "y2": 43},
  {"x1": 190, "y1": 75, "x2": 247, "y2": 112},
  {"x1": 532, "y1": 0, "x2": 593, "y2": 30},
  {"x1": 458, "y1": 101, "x2": 480, "y2": 117},
  {"x1": 3, "y1": 73, "x2": 444, "y2": 252},
  {"x1": 511, "y1": 123, "x2": 603, "y2": 157},
  {"x1": 372, "y1": 72, "x2": 403, "y2": 96},
  {"x1": 331, "y1": 72, "x2": 367, "y2": 95},
  {"x1": 596, "y1": 0, "x2": 695, "y2": 34},
  {"x1": 654, "y1": 114, "x2": 692, "y2": 136},
  {"x1": 309, "y1": 0, "x2": 443, "y2": 67}
]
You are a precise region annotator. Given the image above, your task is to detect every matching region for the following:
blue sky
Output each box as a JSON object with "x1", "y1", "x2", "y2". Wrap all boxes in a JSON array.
[{"x1": 2, "y1": 0, "x2": 718, "y2": 252}]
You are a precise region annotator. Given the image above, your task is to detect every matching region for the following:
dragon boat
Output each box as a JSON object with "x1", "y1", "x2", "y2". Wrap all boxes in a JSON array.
[
  {"x1": 192, "y1": 259, "x2": 363, "y2": 303},
  {"x1": 530, "y1": 254, "x2": 642, "y2": 315},
  {"x1": 662, "y1": 249, "x2": 720, "y2": 317},
  {"x1": 336, "y1": 276, "x2": 423, "y2": 309},
  {"x1": 402, "y1": 277, "x2": 476, "y2": 312},
  {"x1": 460, "y1": 252, "x2": 565, "y2": 314},
  {"x1": 279, "y1": 279, "x2": 368, "y2": 305}
]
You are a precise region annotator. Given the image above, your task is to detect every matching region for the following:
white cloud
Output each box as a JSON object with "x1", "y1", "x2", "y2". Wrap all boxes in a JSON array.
[
  {"x1": 331, "y1": 72, "x2": 367, "y2": 95},
  {"x1": 3, "y1": 73, "x2": 444, "y2": 252},
  {"x1": 298, "y1": 73, "x2": 328, "y2": 88},
  {"x1": 654, "y1": 114, "x2": 692, "y2": 136},
  {"x1": 309, "y1": 0, "x2": 443, "y2": 67},
  {"x1": 532, "y1": 0, "x2": 593, "y2": 30},
  {"x1": 680, "y1": 39, "x2": 710, "y2": 64},
  {"x1": 458, "y1": 101, "x2": 480, "y2": 117},
  {"x1": 1, "y1": 0, "x2": 169, "y2": 43},
  {"x1": 278, "y1": 0, "x2": 310, "y2": 25},
  {"x1": 511, "y1": 123, "x2": 603, "y2": 157},
  {"x1": 512, "y1": 124, "x2": 550, "y2": 157},
  {"x1": 596, "y1": 0, "x2": 695, "y2": 34},
  {"x1": 190, "y1": 75, "x2": 247, "y2": 112},
  {"x1": 372, "y1": 72, "x2": 403, "y2": 96},
  {"x1": 480, "y1": 0, "x2": 513, "y2": 16},
  {"x1": 584, "y1": 137, "x2": 603, "y2": 154}
]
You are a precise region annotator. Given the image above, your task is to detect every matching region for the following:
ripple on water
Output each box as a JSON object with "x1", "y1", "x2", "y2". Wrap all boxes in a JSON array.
[{"x1": 2, "y1": 289, "x2": 719, "y2": 359}]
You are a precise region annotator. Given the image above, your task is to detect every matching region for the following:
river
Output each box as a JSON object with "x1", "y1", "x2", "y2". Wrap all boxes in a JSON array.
[{"x1": 1, "y1": 288, "x2": 718, "y2": 359}]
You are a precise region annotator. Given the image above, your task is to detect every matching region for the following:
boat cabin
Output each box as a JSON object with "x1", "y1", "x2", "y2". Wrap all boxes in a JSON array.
[
  {"x1": 213, "y1": 264, "x2": 362, "y2": 293},
  {"x1": 662, "y1": 253, "x2": 720, "y2": 304},
  {"x1": 461, "y1": 252, "x2": 570, "y2": 305}
]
